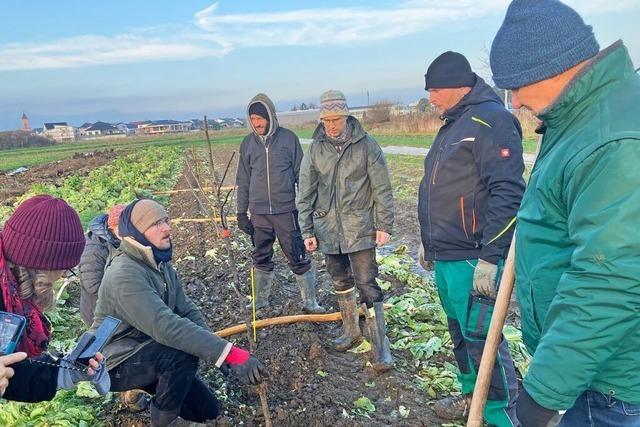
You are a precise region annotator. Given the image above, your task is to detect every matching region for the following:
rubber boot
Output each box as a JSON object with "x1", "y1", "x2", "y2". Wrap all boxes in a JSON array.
[
  {"x1": 433, "y1": 393, "x2": 472, "y2": 420},
  {"x1": 334, "y1": 287, "x2": 362, "y2": 351},
  {"x1": 295, "y1": 268, "x2": 326, "y2": 314},
  {"x1": 247, "y1": 269, "x2": 273, "y2": 310},
  {"x1": 150, "y1": 402, "x2": 180, "y2": 427},
  {"x1": 364, "y1": 302, "x2": 393, "y2": 372}
]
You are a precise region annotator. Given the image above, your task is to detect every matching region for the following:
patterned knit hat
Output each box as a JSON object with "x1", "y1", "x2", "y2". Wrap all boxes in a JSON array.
[
  {"x1": 1, "y1": 195, "x2": 85, "y2": 270},
  {"x1": 490, "y1": 0, "x2": 599, "y2": 89},
  {"x1": 319, "y1": 90, "x2": 349, "y2": 119},
  {"x1": 107, "y1": 204, "x2": 126, "y2": 230}
]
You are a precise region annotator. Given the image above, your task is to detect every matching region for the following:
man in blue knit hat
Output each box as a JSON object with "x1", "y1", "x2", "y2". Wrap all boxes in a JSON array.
[
  {"x1": 491, "y1": 1, "x2": 640, "y2": 425},
  {"x1": 418, "y1": 51, "x2": 525, "y2": 426}
]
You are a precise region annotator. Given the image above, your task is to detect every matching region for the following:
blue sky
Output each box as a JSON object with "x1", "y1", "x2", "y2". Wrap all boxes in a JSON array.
[{"x1": 1, "y1": 0, "x2": 638, "y2": 130}]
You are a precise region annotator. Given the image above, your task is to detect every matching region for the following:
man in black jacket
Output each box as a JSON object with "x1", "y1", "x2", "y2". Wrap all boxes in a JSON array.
[
  {"x1": 236, "y1": 93, "x2": 324, "y2": 314},
  {"x1": 418, "y1": 52, "x2": 524, "y2": 426}
]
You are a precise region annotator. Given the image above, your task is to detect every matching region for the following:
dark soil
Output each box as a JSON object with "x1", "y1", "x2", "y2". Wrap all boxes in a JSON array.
[
  {"x1": 104, "y1": 147, "x2": 446, "y2": 426},
  {"x1": 0, "y1": 149, "x2": 119, "y2": 205}
]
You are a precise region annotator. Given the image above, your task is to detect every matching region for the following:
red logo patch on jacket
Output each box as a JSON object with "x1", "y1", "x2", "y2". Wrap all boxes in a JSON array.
[{"x1": 500, "y1": 148, "x2": 511, "y2": 158}]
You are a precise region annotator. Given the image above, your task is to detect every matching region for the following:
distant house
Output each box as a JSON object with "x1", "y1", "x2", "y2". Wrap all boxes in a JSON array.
[
  {"x1": 214, "y1": 118, "x2": 246, "y2": 129},
  {"x1": 43, "y1": 122, "x2": 76, "y2": 143},
  {"x1": 137, "y1": 120, "x2": 193, "y2": 135},
  {"x1": 80, "y1": 121, "x2": 125, "y2": 139}
]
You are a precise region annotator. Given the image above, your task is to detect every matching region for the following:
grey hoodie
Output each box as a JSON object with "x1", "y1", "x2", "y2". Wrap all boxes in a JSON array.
[{"x1": 236, "y1": 93, "x2": 304, "y2": 215}]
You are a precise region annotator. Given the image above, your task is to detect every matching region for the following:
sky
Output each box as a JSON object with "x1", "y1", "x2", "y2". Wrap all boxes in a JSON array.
[{"x1": 1, "y1": 0, "x2": 638, "y2": 130}]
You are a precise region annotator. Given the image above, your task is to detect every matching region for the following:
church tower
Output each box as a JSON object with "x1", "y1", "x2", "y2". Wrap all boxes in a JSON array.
[{"x1": 21, "y1": 112, "x2": 31, "y2": 131}]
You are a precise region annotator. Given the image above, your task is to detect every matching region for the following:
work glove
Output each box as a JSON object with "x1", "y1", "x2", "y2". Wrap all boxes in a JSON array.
[
  {"x1": 418, "y1": 243, "x2": 434, "y2": 271},
  {"x1": 237, "y1": 213, "x2": 254, "y2": 236},
  {"x1": 222, "y1": 346, "x2": 267, "y2": 385},
  {"x1": 56, "y1": 356, "x2": 110, "y2": 395},
  {"x1": 516, "y1": 388, "x2": 563, "y2": 427},
  {"x1": 472, "y1": 259, "x2": 498, "y2": 298}
]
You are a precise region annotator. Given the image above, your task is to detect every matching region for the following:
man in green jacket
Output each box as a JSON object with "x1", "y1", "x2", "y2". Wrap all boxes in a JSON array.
[
  {"x1": 491, "y1": 0, "x2": 640, "y2": 425},
  {"x1": 93, "y1": 200, "x2": 266, "y2": 427},
  {"x1": 297, "y1": 90, "x2": 395, "y2": 372}
]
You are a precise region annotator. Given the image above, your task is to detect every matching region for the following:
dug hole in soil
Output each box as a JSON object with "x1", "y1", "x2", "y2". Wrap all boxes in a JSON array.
[{"x1": 108, "y1": 147, "x2": 444, "y2": 427}]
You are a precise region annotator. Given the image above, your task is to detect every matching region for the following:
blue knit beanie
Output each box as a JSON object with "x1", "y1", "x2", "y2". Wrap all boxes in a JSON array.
[{"x1": 490, "y1": 0, "x2": 599, "y2": 89}]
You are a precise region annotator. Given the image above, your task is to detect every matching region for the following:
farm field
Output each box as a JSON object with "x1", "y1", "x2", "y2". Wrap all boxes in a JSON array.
[{"x1": 0, "y1": 141, "x2": 529, "y2": 426}]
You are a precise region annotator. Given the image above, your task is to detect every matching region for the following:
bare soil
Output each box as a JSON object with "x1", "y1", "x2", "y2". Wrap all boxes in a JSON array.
[
  {"x1": 0, "y1": 149, "x2": 119, "y2": 205},
  {"x1": 103, "y1": 147, "x2": 445, "y2": 426}
]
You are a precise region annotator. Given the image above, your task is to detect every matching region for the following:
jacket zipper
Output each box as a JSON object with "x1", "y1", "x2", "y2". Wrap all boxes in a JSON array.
[
  {"x1": 427, "y1": 139, "x2": 445, "y2": 255},
  {"x1": 264, "y1": 138, "x2": 273, "y2": 214},
  {"x1": 460, "y1": 196, "x2": 470, "y2": 240}
]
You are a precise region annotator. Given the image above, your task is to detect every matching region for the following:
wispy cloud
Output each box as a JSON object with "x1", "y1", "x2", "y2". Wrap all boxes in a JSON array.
[{"x1": 1, "y1": 0, "x2": 637, "y2": 71}]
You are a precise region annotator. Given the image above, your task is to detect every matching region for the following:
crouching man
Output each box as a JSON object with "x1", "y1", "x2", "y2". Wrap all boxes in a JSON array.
[{"x1": 93, "y1": 199, "x2": 266, "y2": 427}]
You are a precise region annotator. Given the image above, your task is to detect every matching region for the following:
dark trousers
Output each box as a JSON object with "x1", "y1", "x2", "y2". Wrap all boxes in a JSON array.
[
  {"x1": 252, "y1": 211, "x2": 311, "y2": 275},
  {"x1": 109, "y1": 342, "x2": 220, "y2": 423},
  {"x1": 560, "y1": 390, "x2": 640, "y2": 427},
  {"x1": 324, "y1": 248, "x2": 383, "y2": 306}
]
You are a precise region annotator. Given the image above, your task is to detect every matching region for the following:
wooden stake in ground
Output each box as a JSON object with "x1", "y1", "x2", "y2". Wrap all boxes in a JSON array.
[{"x1": 203, "y1": 118, "x2": 273, "y2": 427}]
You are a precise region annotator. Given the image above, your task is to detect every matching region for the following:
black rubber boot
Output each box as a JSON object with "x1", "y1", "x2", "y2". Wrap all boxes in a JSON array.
[
  {"x1": 247, "y1": 268, "x2": 273, "y2": 310},
  {"x1": 295, "y1": 268, "x2": 326, "y2": 314},
  {"x1": 334, "y1": 287, "x2": 362, "y2": 351},
  {"x1": 150, "y1": 402, "x2": 180, "y2": 427},
  {"x1": 364, "y1": 302, "x2": 393, "y2": 372}
]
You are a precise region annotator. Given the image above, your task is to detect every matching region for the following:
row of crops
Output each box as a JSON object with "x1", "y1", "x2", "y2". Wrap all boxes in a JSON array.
[{"x1": 0, "y1": 147, "x2": 183, "y2": 426}]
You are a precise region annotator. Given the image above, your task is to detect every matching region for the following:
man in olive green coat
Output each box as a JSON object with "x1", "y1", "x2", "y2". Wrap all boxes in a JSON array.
[
  {"x1": 297, "y1": 90, "x2": 394, "y2": 372},
  {"x1": 93, "y1": 200, "x2": 266, "y2": 427},
  {"x1": 491, "y1": 0, "x2": 640, "y2": 425}
]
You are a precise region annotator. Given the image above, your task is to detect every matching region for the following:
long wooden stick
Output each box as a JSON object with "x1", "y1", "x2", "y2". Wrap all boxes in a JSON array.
[
  {"x1": 214, "y1": 304, "x2": 391, "y2": 338},
  {"x1": 467, "y1": 238, "x2": 516, "y2": 426},
  {"x1": 172, "y1": 217, "x2": 237, "y2": 223},
  {"x1": 154, "y1": 186, "x2": 234, "y2": 195}
]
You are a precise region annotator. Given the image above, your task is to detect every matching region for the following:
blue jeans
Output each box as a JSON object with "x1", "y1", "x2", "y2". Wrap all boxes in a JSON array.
[{"x1": 560, "y1": 390, "x2": 640, "y2": 427}]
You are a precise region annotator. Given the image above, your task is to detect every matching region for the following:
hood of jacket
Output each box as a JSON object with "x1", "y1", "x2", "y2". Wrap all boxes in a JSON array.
[
  {"x1": 443, "y1": 76, "x2": 503, "y2": 122},
  {"x1": 87, "y1": 213, "x2": 120, "y2": 248},
  {"x1": 247, "y1": 93, "x2": 279, "y2": 140}
]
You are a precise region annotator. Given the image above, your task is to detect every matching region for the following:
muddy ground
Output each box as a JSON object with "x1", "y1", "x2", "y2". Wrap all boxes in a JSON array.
[
  {"x1": 0, "y1": 149, "x2": 119, "y2": 205},
  {"x1": 103, "y1": 147, "x2": 447, "y2": 427}
]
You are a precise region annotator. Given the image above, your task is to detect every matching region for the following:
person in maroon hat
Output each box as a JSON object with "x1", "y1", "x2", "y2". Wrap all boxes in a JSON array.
[{"x1": 0, "y1": 194, "x2": 109, "y2": 403}]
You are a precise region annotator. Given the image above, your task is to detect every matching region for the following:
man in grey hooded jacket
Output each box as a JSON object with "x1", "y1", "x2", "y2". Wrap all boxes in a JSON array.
[{"x1": 236, "y1": 93, "x2": 324, "y2": 314}]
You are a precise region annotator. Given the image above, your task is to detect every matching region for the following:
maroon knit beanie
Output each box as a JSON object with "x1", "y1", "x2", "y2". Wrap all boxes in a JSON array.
[{"x1": 1, "y1": 195, "x2": 85, "y2": 270}]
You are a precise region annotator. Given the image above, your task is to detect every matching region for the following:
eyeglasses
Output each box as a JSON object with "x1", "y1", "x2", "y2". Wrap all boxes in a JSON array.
[
  {"x1": 64, "y1": 269, "x2": 77, "y2": 278},
  {"x1": 151, "y1": 217, "x2": 171, "y2": 229}
]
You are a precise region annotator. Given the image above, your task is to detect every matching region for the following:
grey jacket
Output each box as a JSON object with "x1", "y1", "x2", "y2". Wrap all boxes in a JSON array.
[
  {"x1": 297, "y1": 116, "x2": 394, "y2": 254},
  {"x1": 236, "y1": 93, "x2": 303, "y2": 215},
  {"x1": 92, "y1": 237, "x2": 232, "y2": 370},
  {"x1": 79, "y1": 214, "x2": 119, "y2": 326}
]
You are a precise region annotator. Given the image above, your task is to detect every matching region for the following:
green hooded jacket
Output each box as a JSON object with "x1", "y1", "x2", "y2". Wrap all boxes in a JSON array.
[
  {"x1": 92, "y1": 237, "x2": 232, "y2": 370},
  {"x1": 515, "y1": 41, "x2": 640, "y2": 409},
  {"x1": 297, "y1": 116, "x2": 394, "y2": 254}
]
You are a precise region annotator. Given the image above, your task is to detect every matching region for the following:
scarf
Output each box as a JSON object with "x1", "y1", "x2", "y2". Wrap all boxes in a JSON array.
[{"x1": 119, "y1": 202, "x2": 173, "y2": 263}]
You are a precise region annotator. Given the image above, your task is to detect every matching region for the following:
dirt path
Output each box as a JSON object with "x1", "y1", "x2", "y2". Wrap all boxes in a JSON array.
[{"x1": 300, "y1": 138, "x2": 536, "y2": 164}]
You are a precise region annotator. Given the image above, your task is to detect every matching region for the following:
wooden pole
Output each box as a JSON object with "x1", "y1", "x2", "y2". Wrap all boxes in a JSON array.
[{"x1": 214, "y1": 304, "x2": 391, "y2": 338}]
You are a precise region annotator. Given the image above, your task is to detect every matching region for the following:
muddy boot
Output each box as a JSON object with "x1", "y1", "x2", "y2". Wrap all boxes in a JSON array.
[
  {"x1": 364, "y1": 302, "x2": 393, "y2": 372},
  {"x1": 335, "y1": 287, "x2": 362, "y2": 351},
  {"x1": 295, "y1": 268, "x2": 326, "y2": 314},
  {"x1": 246, "y1": 269, "x2": 273, "y2": 310},
  {"x1": 120, "y1": 389, "x2": 151, "y2": 413},
  {"x1": 150, "y1": 402, "x2": 180, "y2": 427},
  {"x1": 434, "y1": 393, "x2": 472, "y2": 420}
]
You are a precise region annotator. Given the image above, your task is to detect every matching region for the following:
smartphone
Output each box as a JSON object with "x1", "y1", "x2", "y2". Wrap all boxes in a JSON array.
[
  {"x1": 0, "y1": 311, "x2": 26, "y2": 355},
  {"x1": 73, "y1": 316, "x2": 121, "y2": 366}
]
